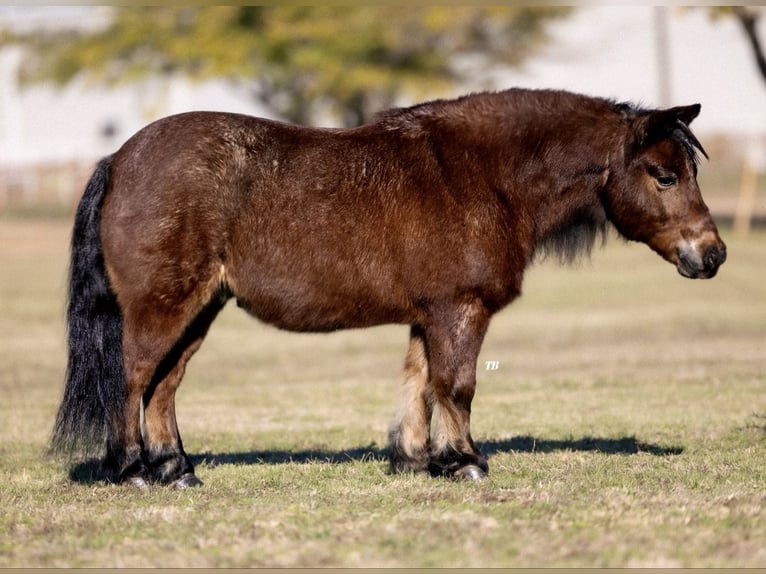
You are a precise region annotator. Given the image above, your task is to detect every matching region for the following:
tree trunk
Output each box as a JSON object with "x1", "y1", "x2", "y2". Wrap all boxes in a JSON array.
[{"x1": 734, "y1": 7, "x2": 766, "y2": 84}]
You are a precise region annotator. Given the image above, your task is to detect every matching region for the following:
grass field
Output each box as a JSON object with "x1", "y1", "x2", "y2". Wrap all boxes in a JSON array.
[{"x1": 0, "y1": 215, "x2": 764, "y2": 568}]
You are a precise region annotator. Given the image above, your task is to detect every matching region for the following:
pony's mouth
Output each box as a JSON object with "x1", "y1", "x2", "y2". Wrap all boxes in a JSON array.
[{"x1": 676, "y1": 242, "x2": 727, "y2": 279}]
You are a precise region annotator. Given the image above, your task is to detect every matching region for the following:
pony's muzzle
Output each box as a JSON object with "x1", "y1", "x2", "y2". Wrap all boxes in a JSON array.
[{"x1": 677, "y1": 240, "x2": 727, "y2": 279}]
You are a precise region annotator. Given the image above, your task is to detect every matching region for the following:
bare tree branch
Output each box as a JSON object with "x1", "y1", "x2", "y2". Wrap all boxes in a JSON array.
[{"x1": 734, "y1": 7, "x2": 766, "y2": 83}]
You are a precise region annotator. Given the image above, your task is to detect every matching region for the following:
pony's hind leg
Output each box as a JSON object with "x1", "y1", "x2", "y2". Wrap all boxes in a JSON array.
[
  {"x1": 141, "y1": 296, "x2": 226, "y2": 487},
  {"x1": 105, "y1": 324, "x2": 159, "y2": 488},
  {"x1": 388, "y1": 326, "x2": 432, "y2": 474},
  {"x1": 138, "y1": 293, "x2": 229, "y2": 487},
  {"x1": 109, "y1": 290, "x2": 225, "y2": 488}
]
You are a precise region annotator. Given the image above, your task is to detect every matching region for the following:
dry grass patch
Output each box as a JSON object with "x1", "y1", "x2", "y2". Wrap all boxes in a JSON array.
[{"x1": 0, "y1": 217, "x2": 764, "y2": 567}]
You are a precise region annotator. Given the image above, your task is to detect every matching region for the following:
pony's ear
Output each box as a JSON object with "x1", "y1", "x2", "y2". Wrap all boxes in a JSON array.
[
  {"x1": 673, "y1": 103, "x2": 701, "y2": 126},
  {"x1": 636, "y1": 104, "x2": 702, "y2": 148}
]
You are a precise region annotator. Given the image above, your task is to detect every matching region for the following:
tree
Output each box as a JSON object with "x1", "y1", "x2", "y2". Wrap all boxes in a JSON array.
[
  {"x1": 5, "y1": 6, "x2": 571, "y2": 125},
  {"x1": 732, "y1": 7, "x2": 766, "y2": 85},
  {"x1": 698, "y1": 7, "x2": 766, "y2": 236},
  {"x1": 706, "y1": 7, "x2": 766, "y2": 89}
]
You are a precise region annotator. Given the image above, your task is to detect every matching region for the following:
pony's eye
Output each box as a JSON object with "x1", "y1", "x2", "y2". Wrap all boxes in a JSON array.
[{"x1": 656, "y1": 174, "x2": 678, "y2": 188}]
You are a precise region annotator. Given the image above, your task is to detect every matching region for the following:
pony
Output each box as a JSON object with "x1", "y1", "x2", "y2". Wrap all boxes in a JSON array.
[{"x1": 51, "y1": 88, "x2": 726, "y2": 487}]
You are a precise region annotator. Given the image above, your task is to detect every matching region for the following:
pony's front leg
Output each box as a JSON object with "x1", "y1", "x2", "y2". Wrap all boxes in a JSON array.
[
  {"x1": 426, "y1": 300, "x2": 491, "y2": 480},
  {"x1": 388, "y1": 326, "x2": 432, "y2": 474}
]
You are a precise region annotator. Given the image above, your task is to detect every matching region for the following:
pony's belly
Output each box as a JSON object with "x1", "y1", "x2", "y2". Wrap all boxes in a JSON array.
[{"x1": 232, "y1": 279, "x2": 415, "y2": 333}]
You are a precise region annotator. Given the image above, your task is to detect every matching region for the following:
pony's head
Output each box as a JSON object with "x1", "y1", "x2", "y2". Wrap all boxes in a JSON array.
[{"x1": 604, "y1": 104, "x2": 726, "y2": 278}]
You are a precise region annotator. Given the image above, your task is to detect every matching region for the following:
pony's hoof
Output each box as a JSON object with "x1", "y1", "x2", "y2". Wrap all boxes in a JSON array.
[
  {"x1": 125, "y1": 475, "x2": 150, "y2": 490},
  {"x1": 172, "y1": 473, "x2": 204, "y2": 489},
  {"x1": 454, "y1": 464, "x2": 487, "y2": 481}
]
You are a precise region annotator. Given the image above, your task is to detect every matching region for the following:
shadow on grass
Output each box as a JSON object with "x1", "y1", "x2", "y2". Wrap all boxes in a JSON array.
[
  {"x1": 67, "y1": 435, "x2": 683, "y2": 484},
  {"x1": 190, "y1": 434, "x2": 682, "y2": 468},
  {"x1": 480, "y1": 435, "x2": 684, "y2": 457}
]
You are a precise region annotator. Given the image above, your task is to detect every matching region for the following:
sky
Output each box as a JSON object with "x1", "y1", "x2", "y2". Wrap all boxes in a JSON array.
[
  {"x1": 497, "y1": 6, "x2": 766, "y2": 137},
  {"x1": 0, "y1": 5, "x2": 764, "y2": 166}
]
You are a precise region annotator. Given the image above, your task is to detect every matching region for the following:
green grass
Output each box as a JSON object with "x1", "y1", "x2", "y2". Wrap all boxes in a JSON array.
[{"x1": 1, "y1": 218, "x2": 764, "y2": 567}]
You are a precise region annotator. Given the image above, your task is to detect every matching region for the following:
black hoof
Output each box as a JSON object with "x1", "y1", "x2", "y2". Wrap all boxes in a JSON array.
[
  {"x1": 454, "y1": 464, "x2": 487, "y2": 481},
  {"x1": 172, "y1": 473, "x2": 204, "y2": 489},
  {"x1": 428, "y1": 449, "x2": 489, "y2": 479},
  {"x1": 124, "y1": 475, "x2": 150, "y2": 490},
  {"x1": 113, "y1": 457, "x2": 150, "y2": 489}
]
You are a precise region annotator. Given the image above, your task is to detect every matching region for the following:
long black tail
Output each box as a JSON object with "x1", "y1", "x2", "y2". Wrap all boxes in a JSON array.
[{"x1": 51, "y1": 155, "x2": 125, "y2": 458}]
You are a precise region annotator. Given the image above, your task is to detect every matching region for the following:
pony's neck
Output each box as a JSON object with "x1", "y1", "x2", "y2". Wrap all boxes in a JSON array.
[{"x1": 469, "y1": 99, "x2": 622, "y2": 263}]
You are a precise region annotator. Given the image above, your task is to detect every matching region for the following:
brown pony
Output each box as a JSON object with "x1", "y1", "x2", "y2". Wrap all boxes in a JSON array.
[{"x1": 51, "y1": 88, "x2": 726, "y2": 487}]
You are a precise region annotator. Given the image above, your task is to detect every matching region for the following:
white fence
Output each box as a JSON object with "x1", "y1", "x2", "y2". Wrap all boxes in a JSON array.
[{"x1": 0, "y1": 159, "x2": 97, "y2": 211}]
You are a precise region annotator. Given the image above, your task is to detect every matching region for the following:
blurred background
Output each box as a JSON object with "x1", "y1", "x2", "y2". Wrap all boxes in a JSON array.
[{"x1": 0, "y1": 5, "x2": 764, "y2": 229}]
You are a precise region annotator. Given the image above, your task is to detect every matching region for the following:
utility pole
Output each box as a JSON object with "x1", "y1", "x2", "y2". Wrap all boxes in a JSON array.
[{"x1": 654, "y1": 6, "x2": 672, "y2": 107}]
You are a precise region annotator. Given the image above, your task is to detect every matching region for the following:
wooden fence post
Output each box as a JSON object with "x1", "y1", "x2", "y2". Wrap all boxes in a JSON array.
[{"x1": 733, "y1": 137, "x2": 760, "y2": 236}]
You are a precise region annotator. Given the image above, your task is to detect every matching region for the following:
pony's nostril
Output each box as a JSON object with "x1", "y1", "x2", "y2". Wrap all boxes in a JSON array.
[{"x1": 703, "y1": 245, "x2": 725, "y2": 271}]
